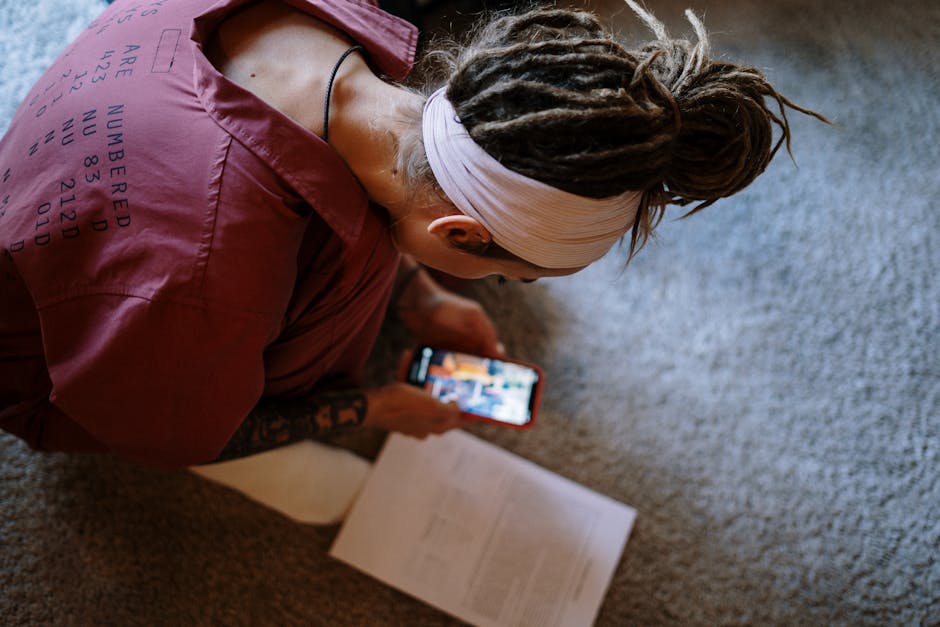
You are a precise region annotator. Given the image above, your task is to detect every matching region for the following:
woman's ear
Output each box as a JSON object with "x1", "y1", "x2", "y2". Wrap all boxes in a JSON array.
[{"x1": 427, "y1": 215, "x2": 492, "y2": 250}]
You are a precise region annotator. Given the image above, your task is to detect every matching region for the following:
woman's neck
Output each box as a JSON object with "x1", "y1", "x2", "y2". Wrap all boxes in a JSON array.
[{"x1": 328, "y1": 71, "x2": 428, "y2": 218}]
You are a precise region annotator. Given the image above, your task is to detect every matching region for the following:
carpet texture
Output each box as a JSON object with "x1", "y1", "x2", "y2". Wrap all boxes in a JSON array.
[{"x1": 1, "y1": 1, "x2": 937, "y2": 625}]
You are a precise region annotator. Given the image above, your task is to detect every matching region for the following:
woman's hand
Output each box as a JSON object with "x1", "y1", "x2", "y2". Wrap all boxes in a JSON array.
[
  {"x1": 363, "y1": 383, "x2": 473, "y2": 439},
  {"x1": 396, "y1": 263, "x2": 504, "y2": 357}
]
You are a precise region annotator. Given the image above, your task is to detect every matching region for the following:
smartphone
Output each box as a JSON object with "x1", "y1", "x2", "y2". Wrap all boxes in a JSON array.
[{"x1": 404, "y1": 347, "x2": 542, "y2": 429}]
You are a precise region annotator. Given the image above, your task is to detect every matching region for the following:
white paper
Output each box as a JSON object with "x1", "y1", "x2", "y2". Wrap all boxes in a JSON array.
[{"x1": 330, "y1": 430, "x2": 637, "y2": 627}]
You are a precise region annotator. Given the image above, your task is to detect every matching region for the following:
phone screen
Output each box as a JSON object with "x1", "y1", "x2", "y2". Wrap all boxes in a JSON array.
[{"x1": 407, "y1": 347, "x2": 541, "y2": 426}]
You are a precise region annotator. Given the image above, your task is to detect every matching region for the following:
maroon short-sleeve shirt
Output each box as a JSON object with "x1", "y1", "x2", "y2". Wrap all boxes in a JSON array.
[{"x1": 0, "y1": 0, "x2": 417, "y2": 466}]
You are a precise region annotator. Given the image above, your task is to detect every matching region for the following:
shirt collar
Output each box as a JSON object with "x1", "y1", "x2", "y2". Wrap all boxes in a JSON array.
[{"x1": 190, "y1": 0, "x2": 418, "y2": 242}]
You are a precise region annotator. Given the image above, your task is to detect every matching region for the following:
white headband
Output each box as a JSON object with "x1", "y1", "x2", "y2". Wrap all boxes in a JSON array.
[{"x1": 421, "y1": 87, "x2": 642, "y2": 269}]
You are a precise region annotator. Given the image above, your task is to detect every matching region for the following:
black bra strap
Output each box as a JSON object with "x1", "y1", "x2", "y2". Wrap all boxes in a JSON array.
[{"x1": 322, "y1": 45, "x2": 363, "y2": 143}]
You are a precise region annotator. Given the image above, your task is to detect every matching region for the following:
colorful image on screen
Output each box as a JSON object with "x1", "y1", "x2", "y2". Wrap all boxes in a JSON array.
[{"x1": 417, "y1": 348, "x2": 538, "y2": 425}]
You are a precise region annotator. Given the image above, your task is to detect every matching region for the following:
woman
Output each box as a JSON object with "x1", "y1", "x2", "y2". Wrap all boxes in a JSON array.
[{"x1": 0, "y1": 0, "x2": 825, "y2": 468}]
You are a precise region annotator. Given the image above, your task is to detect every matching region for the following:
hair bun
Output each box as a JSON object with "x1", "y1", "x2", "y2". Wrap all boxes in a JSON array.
[{"x1": 628, "y1": 2, "x2": 829, "y2": 210}]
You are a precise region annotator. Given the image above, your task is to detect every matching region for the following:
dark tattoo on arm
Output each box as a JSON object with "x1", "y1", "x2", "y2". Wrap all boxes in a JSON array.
[{"x1": 211, "y1": 390, "x2": 367, "y2": 462}]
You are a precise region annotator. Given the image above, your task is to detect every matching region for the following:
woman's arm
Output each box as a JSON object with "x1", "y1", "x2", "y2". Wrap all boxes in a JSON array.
[
  {"x1": 393, "y1": 256, "x2": 504, "y2": 357},
  {"x1": 214, "y1": 390, "x2": 366, "y2": 461},
  {"x1": 213, "y1": 383, "x2": 471, "y2": 462}
]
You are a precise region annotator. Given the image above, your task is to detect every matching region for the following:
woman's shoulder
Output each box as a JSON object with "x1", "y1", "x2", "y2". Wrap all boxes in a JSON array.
[{"x1": 205, "y1": 0, "x2": 358, "y2": 133}]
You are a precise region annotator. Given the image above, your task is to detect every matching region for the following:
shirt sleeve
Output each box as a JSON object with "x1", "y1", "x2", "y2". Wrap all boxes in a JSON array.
[{"x1": 37, "y1": 292, "x2": 270, "y2": 468}]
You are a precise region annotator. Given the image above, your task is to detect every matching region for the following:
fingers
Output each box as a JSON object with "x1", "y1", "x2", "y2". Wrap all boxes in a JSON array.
[
  {"x1": 377, "y1": 356, "x2": 490, "y2": 439},
  {"x1": 398, "y1": 408, "x2": 463, "y2": 439},
  {"x1": 378, "y1": 383, "x2": 466, "y2": 438},
  {"x1": 411, "y1": 394, "x2": 464, "y2": 438},
  {"x1": 411, "y1": 292, "x2": 505, "y2": 359},
  {"x1": 458, "y1": 306, "x2": 502, "y2": 358},
  {"x1": 474, "y1": 324, "x2": 501, "y2": 357}
]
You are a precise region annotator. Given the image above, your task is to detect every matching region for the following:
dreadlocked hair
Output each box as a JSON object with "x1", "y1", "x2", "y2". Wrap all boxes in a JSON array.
[{"x1": 412, "y1": 1, "x2": 829, "y2": 260}]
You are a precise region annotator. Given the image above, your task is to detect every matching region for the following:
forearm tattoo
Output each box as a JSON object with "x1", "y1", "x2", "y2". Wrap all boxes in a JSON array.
[{"x1": 213, "y1": 390, "x2": 367, "y2": 462}]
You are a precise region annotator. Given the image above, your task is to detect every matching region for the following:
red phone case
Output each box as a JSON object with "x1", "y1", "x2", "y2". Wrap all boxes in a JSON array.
[{"x1": 404, "y1": 347, "x2": 543, "y2": 430}]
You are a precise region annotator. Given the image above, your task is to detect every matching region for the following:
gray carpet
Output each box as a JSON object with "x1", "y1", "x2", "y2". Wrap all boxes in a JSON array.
[{"x1": 2, "y1": 1, "x2": 938, "y2": 625}]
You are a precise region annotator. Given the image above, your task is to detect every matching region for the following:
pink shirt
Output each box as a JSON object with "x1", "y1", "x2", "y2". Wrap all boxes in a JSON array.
[{"x1": 0, "y1": 0, "x2": 417, "y2": 467}]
